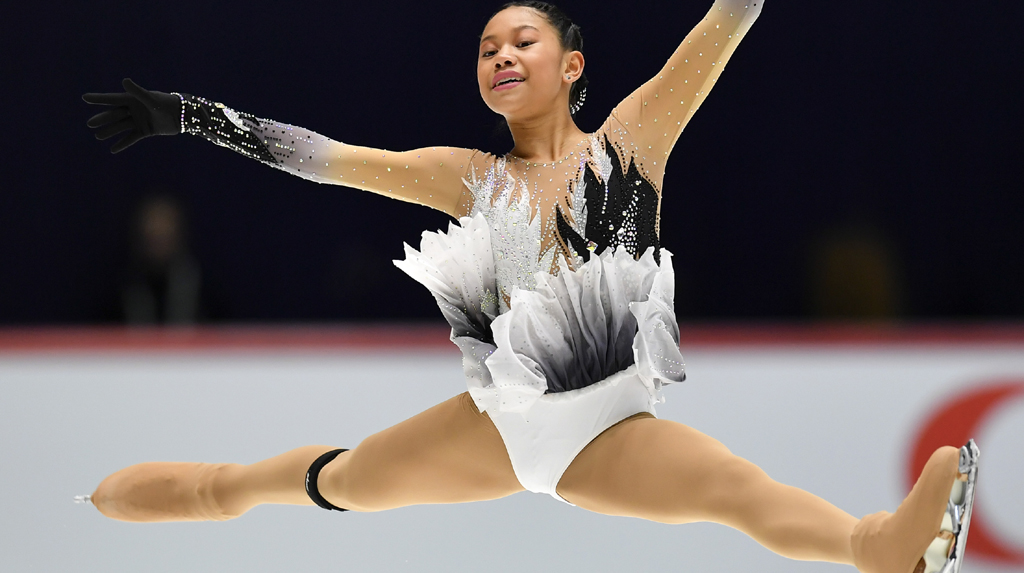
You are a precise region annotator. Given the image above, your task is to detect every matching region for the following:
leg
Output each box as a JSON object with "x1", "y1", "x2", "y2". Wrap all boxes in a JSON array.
[
  {"x1": 92, "y1": 445, "x2": 342, "y2": 521},
  {"x1": 92, "y1": 392, "x2": 523, "y2": 521},
  {"x1": 557, "y1": 416, "x2": 859, "y2": 564},
  {"x1": 317, "y1": 391, "x2": 524, "y2": 512}
]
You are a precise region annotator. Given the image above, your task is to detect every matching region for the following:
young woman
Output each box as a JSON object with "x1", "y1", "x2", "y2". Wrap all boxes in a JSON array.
[{"x1": 82, "y1": 2, "x2": 979, "y2": 573}]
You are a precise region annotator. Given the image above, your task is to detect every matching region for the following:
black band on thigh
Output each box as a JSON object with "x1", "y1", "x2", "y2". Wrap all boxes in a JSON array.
[{"x1": 305, "y1": 448, "x2": 349, "y2": 512}]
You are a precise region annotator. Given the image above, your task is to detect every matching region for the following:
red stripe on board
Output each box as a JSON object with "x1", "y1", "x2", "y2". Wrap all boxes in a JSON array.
[
  {"x1": 0, "y1": 324, "x2": 1023, "y2": 353},
  {"x1": 0, "y1": 325, "x2": 456, "y2": 353},
  {"x1": 677, "y1": 324, "x2": 1024, "y2": 346}
]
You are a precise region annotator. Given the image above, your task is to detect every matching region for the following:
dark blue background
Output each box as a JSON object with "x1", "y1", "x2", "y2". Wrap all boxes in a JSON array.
[{"x1": 2, "y1": 1, "x2": 1021, "y2": 323}]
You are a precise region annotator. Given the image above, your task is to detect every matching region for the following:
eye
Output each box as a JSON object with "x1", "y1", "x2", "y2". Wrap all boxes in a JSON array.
[
  {"x1": 481, "y1": 50, "x2": 497, "y2": 58},
  {"x1": 517, "y1": 41, "x2": 534, "y2": 48}
]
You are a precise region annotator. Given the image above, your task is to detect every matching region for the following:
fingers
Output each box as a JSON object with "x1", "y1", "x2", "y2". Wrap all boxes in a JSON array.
[
  {"x1": 94, "y1": 117, "x2": 135, "y2": 141},
  {"x1": 122, "y1": 78, "x2": 153, "y2": 104},
  {"x1": 83, "y1": 78, "x2": 153, "y2": 107},
  {"x1": 82, "y1": 92, "x2": 132, "y2": 106},
  {"x1": 111, "y1": 132, "x2": 145, "y2": 154},
  {"x1": 86, "y1": 107, "x2": 129, "y2": 128}
]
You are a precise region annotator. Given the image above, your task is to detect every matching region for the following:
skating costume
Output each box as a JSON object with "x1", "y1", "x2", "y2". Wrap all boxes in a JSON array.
[{"x1": 169, "y1": 0, "x2": 763, "y2": 502}]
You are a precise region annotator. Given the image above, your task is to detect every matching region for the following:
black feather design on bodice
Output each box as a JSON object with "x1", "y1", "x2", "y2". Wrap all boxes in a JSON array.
[{"x1": 557, "y1": 135, "x2": 661, "y2": 265}]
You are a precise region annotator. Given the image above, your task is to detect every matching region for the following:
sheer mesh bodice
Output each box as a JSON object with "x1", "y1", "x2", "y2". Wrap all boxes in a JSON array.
[
  {"x1": 455, "y1": 120, "x2": 665, "y2": 310},
  {"x1": 179, "y1": 0, "x2": 761, "y2": 308}
]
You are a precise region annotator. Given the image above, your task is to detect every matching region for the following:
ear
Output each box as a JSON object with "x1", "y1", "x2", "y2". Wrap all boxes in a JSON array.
[{"x1": 564, "y1": 51, "x2": 585, "y2": 81}]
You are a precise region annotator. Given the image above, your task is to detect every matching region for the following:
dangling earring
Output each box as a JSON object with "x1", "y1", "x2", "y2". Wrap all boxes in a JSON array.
[{"x1": 570, "y1": 85, "x2": 587, "y2": 115}]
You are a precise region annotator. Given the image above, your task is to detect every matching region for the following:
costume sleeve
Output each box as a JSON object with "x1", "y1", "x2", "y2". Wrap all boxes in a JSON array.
[
  {"x1": 608, "y1": 0, "x2": 763, "y2": 186},
  {"x1": 176, "y1": 94, "x2": 477, "y2": 216}
]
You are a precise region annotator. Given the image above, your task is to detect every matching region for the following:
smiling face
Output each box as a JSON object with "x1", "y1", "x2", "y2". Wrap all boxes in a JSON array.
[{"x1": 478, "y1": 6, "x2": 583, "y2": 121}]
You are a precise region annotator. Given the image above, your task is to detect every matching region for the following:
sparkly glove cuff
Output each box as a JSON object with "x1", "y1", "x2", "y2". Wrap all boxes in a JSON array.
[
  {"x1": 169, "y1": 93, "x2": 345, "y2": 185},
  {"x1": 173, "y1": 93, "x2": 278, "y2": 165}
]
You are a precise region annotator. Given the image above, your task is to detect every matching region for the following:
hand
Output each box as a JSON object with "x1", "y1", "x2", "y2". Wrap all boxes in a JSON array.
[{"x1": 83, "y1": 78, "x2": 182, "y2": 154}]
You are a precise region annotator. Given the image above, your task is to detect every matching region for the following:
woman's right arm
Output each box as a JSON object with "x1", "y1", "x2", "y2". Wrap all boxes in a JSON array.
[{"x1": 85, "y1": 80, "x2": 476, "y2": 217}]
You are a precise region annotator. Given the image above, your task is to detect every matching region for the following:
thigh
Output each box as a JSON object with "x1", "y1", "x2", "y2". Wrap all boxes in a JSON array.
[
  {"x1": 335, "y1": 392, "x2": 524, "y2": 511},
  {"x1": 557, "y1": 416, "x2": 761, "y2": 524}
]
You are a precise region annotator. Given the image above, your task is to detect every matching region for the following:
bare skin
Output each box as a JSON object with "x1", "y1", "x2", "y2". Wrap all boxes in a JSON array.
[{"x1": 477, "y1": 8, "x2": 588, "y2": 165}]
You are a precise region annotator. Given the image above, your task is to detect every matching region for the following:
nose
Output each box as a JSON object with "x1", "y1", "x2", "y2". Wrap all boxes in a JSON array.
[{"x1": 494, "y1": 51, "x2": 516, "y2": 69}]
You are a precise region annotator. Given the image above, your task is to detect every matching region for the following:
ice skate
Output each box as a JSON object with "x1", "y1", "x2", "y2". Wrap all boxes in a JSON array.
[
  {"x1": 84, "y1": 462, "x2": 237, "y2": 523},
  {"x1": 923, "y1": 440, "x2": 979, "y2": 573},
  {"x1": 852, "y1": 441, "x2": 980, "y2": 573}
]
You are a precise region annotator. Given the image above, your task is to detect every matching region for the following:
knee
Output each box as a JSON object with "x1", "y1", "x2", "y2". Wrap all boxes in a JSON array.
[
  {"x1": 321, "y1": 435, "x2": 395, "y2": 512},
  {"x1": 207, "y1": 463, "x2": 250, "y2": 519}
]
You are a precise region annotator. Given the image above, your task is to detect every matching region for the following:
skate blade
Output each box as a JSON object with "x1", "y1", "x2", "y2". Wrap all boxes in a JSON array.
[{"x1": 935, "y1": 439, "x2": 980, "y2": 573}]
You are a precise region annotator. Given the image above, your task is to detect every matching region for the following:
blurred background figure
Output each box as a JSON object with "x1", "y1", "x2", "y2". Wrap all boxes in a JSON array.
[
  {"x1": 808, "y1": 222, "x2": 905, "y2": 320},
  {"x1": 120, "y1": 195, "x2": 204, "y2": 325}
]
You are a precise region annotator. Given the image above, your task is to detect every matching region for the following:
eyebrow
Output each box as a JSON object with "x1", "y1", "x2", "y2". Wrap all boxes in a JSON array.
[{"x1": 480, "y1": 25, "x2": 540, "y2": 45}]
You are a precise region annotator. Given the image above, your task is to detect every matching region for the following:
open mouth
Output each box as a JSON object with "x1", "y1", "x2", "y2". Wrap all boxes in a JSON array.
[{"x1": 494, "y1": 77, "x2": 525, "y2": 89}]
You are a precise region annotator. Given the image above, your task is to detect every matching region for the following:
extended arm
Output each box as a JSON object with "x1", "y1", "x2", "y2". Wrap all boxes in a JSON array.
[
  {"x1": 84, "y1": 80, "x2": 475, "y2": 216},
  {"x1": 609, "y1": 0, "x2": 763, "y2": 184}
]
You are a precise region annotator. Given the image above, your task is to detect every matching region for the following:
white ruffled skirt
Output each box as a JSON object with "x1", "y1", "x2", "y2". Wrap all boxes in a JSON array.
[{"x1": 394, "y1": 213, "x2": 686, "y2": 500}]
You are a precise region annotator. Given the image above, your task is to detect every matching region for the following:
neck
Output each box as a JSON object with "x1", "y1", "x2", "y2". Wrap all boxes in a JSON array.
[{"x1": 507, "y1": 107, "x2": 587, "y2": 164}]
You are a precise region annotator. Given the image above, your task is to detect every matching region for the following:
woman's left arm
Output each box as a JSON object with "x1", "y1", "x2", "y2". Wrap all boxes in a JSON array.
[{"x1": 608, "y1": 0, "x2": 764, "y2": 184}]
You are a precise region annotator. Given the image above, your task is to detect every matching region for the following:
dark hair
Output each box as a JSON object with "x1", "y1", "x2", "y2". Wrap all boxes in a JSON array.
[{"x1": 492, "y1": 1, "x2": 589, "y2": 116}]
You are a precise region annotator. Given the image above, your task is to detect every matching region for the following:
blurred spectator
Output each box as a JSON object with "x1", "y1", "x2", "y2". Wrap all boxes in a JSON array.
[
  {"x1": 120, "y1": 195, "x2": 205, "y2": 324},
  {"x1": 808, "y1": 222, "x2": 905, "y2": 320}
]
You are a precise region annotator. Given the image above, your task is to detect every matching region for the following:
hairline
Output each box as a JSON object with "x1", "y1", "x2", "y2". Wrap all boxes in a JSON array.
[{"x1": 479, "y1": 23, "x2": 543, "y2": 45}]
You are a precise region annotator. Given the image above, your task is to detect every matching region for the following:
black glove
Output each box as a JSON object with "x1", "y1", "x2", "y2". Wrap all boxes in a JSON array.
[{"x1": 83, "y1": 78, "x2": 182, "y2": 154}]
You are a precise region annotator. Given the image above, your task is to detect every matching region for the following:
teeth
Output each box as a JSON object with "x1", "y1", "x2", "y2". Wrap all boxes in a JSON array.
[{"x1": 497, "y1": 77, "x2": 522, "y2": 86}]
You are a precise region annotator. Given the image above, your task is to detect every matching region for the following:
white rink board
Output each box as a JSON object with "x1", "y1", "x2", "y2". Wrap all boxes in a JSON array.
[{"x1": 1, "y1": 346, "x2": 1023, "y2": 573}]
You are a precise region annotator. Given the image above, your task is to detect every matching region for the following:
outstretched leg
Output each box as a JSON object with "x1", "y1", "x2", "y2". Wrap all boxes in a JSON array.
[
  {"x1": 316, "y1": 391, "x2": 524, "y2": 512},
  {"x1": 557, "y1": 416, "x2": 859, "y2": 564},
  {"x1": 91, "y1": 392, "x2": 523, "y2": 522}
]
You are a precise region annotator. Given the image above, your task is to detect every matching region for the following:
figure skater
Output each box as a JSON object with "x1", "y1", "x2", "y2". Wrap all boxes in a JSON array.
[{"x1": 82, "y1": 2, "x2": 980, "y2": 572}]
